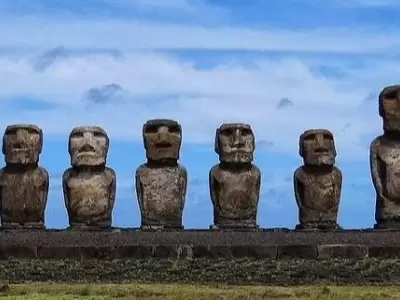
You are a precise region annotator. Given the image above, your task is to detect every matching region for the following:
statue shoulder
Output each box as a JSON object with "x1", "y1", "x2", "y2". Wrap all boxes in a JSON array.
[
  {"x1": 209, "y1": 164, "x2": 220, "y2": 177},
  {"x1": 37, "y1": 166, "x2": 49, "y2": 177},
  {"x1": 178, "y1": 164, "x2": 187, "y2": 177},
  {"x1": 251, "y1": 164, "x2": 261, "y2": 176},
  {"x1": 62, "y1": 168, "x2": 75, "y2": 182},
  {"x1": 135, "y1": 163, "x2": 147, "y2": 179},
  {"x1": 104, "y1": 167, "x2": 116, "y2": 179},
  {"x1": 332, "y1": 166, "x2": 342, "y2": 177},
  {"x1": 35, "y1": 166, "x2": 49, "y2": 183},
  {"x1": 293, "y1": 166, "x2": 305, "y2": 180},
  {"x1": 370, "y1": 135, "x2": 383, "y2": 152}
]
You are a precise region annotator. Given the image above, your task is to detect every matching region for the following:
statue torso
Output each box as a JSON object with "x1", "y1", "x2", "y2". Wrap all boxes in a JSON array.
[
  {"x1": 210, "y1": 164, "x2": 260, "y2": 218},
  {"x1": 136, "y1": 164, "x2": 186, "y2": 219},
  {"x1": 64, "y1": 168, "x2": 114, "y2": 219}
]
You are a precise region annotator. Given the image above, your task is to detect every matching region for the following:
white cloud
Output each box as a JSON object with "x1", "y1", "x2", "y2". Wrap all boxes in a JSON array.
[
  {"x1": 0, "y1": 17, "x2": 400, "y2": 53},
  {"x1": 0, "y1": 2, "x2": 396, "y2": 161},
  {"x1": 0, "y1": 49, "x2": 389, "y2": 161}
]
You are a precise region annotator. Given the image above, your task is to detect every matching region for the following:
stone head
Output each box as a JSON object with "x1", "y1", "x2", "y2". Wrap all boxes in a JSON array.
[
  {"x1": 2, "y1": 124, "x2": 43, "y2": 165},
  {"x1": 215, "y1": 123, "x2": 255, "y2": 164},
  {"x1": 68, "y1": 126, "x2": 109, "y2": 167},
  {"x1": 142, "y1": 119, "x2": 182, "y2": 161},
  {"x1": 379, "y1": 85, "x2": 400, "y2": 133},
  {"x1": 299, "y1": 129, "x2": 336, "y2": 166}
]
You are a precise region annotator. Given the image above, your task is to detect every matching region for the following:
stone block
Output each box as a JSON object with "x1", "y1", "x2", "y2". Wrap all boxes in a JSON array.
[
  {"x1": 37, "y1": 245, "x2": 81, "y2": 259},
  {"x1": 114, "y1": 245, "x2": 154, "y2": 258},
  {"x1": 79, "y1": 246, "x2": 115, "y2": 260},
  {"x1": 207, "y1": 246, "x2": 232, "y2": 258},
  {"x1": 191, "y1": 245, "x2": 210, "y2": 258},
  {"x1": 278, "y1": 245, "x2": 317, "y2": 259},
  {"x1": 177, "y1": 245, "x2": 193, "y2": 259},
  {"x1": 368, "y1": 246, "x2": 400, "y2": 258},
  {"x1": 317, "y1": 244, "x2": 368, "y2": 259},
  {"x1": 152, "y1": 245, "x2": 178, "y2": 258},
  {"x1": 0, "y1": 245, "x2": 37, "y2": 259},
  {"x1": 230, "y1": 245, "x2": 278, "y2": 259}
]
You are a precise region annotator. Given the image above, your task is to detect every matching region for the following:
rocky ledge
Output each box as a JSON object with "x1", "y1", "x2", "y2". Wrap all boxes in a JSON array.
[{"x1": 1, "y1": 228, "x2": 400, "y2": 260}]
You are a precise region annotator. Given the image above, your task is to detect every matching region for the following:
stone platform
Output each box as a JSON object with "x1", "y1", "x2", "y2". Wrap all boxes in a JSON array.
[{"x1": 1, "y1": 228, "x2": 400, "y2": 260}]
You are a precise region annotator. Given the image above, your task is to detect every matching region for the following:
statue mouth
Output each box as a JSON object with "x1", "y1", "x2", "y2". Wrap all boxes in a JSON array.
[
  {"x1": 77, "y1": 151, "x2": 96, "y2": 156},
  {"x1": 228, "y1": 148, "x2": 249, "y2": 153},
  {"x1": 156, "y1": 142, "x2": 172, "y2": 149},
  {"x1": 12, "y1": 142, "x2": 29, "y2": 151},
  {"x1": 11, "y1": 148, "x2": 29, "y2": 152},
  {"x1": 314, "y1": 148, "x2": 329, "y2": 154}
]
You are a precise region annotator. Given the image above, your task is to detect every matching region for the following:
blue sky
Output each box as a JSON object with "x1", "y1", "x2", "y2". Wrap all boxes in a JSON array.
[{"x1": 1, "y1": 0, "x2": 400, "y2": 229}]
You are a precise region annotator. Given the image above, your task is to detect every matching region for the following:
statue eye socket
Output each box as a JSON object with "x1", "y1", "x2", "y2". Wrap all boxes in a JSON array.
[
  {"x1": 323, "y1": 134, "x2": 333, "y2": 140},
  {"x1": 303, "y1": 135, "x2": 315, "y2": 141},
  {"x1": 145, "y1": 125, "x2": 159, "y2": 133},
  {"x1": 26, "y1": 128, "x2": 39, "y2": 135},
  {"x1": 70, "y1": 132, "x2": 84, "y2": 138},
  {"x1": 220, "y1": 129, "x2": 233, "y2": 136},
  {"x1": 383, "y1": 89, "x2": 399, "y2": 100},
  {"x1": 93, "y1": 131, "x2": 104, "y2": 137},
  {"x1": 241, "y1": 128, "x2": 252, "y2": 136},
  {"x1": 169, "y1": 125, "x2": 181, "y2": 133},
  {"x1": 5, "y1": 129, "x2": 17, "y2": 135}
]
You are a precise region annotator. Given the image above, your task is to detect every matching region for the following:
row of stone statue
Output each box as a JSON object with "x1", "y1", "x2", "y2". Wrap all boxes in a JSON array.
[{"x1": 1, "y1": 85, "x2": 400, "y2": 231}]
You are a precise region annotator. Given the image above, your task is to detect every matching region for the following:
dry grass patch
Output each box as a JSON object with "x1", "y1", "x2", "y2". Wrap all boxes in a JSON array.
[{"x1": 0, "y1": 283, "x2": 399, "y2": 299}]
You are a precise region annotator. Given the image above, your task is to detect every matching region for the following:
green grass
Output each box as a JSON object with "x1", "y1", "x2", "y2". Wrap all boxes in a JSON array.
[{"x1": 0, "y1": 283, "x2": 399, "y2": 299}]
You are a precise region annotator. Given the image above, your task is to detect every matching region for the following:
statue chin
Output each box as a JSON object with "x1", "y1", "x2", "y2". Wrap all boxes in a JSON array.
[
  {"x1": 5, "y1": 152, "x2": 38, "y2": 165},
  {"x1": 72, "y1": 155, "x2": 105, "y2": 167},
  {"x1": 221, "y1": 152, "x2": 253, "y2": 164}
]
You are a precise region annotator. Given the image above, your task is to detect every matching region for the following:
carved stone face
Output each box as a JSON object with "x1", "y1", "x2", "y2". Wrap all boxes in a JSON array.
[
  {"x1": 379, "y1": 85, "x2": 400, "y2": 132},
  {"x1": 68, "y1": 126, "x2": 109, "y2": 167},
  {"x1": 215, "y1": 123, "x2": 255, "y2": 163},
  {"x1": 143, "y1": 119, "x2": 182, "y2": 161},
  {"x1": 2, "y1": 124, "x2": 43, "y2": 164},
  {"x1": 299, "y1": 129, "x2": 336, "y2": 166}
]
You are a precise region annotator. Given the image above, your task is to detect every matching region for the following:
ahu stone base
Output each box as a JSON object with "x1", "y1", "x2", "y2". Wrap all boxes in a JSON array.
[{"x1": 2, "y1": 228, "x2": 400, "y2": 284}]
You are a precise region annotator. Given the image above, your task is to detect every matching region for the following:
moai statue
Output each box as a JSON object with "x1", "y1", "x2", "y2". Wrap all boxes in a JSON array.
[
  {"x1": 63, "y1": 126, "x2": 116, "y2": 230},
  {"x1": 370, "y1": 85, "x2": 400, "y2": 229},
  {"x1": 293, "y1": 129, "x2": 342, "y2": 230},
  {"x1": 209, "y1": 123, "x2": 261, "y2": 230},
  {"x1": 135, "y1": 119, "x2": 187, "y2": 231},
  {"x1": 0, "y1": 124, "x2": 49, "y2": 229}
]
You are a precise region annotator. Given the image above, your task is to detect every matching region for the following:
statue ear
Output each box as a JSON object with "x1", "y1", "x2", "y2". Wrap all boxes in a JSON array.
[
  {"x1": 250, "y1": 128, "x2": 255, "y2": 150},
  {"x1": 38, "y1": 129, "x2": 43, "y2": 154},
  {"x1": 177, "y1": 124, "x2": 182, "y2": 148},
  {"x1": 378, "y1": 95, "x2": 384, "y2": 117},
  {"x1": 2, "y1": 135, "x2": 5, "y2": 155},
  {"x1": 142, "y1": 124, "x2": 148, "y2": 150},
  {"x1": 298, "y1": 134, "x2": 304, "y2": 157},
  {"x1": 105, "y1": 133, "x2": 110, "y2": 153},
  {"x1": 332, "y1": 138, "x2": 337, "y2": 157},
  {"x1": 214, "y1": 128, "x2": 220, "y2": 154},
  {"x1": 67, "y1": 131, "x2": 73, "y2": 155}
]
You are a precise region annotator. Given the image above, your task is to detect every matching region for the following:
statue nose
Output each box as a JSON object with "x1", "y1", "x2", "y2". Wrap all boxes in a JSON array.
[
  {"x1": 233, "y1": 130, "x2": 244, "y2": 146},
  {"x1": 157, "y1": 128, "x2": 169, "y2": 141},
  {"x1": 233, "y1": 138, "x2": 243, "y2": 146}
]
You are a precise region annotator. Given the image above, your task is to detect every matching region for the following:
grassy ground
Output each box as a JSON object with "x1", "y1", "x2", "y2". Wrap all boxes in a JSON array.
[
  {"x1": 3, "y1": 258, "x2": 400, "y2": 284},
  {"x1": 0, "y1": 284, "x2": 399, "y2": 300}
]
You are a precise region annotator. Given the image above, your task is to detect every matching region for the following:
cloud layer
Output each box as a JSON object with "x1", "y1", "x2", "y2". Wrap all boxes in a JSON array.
[{"x1": 0, "y1": 47, "x2": 392, "y2": 160}]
